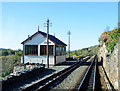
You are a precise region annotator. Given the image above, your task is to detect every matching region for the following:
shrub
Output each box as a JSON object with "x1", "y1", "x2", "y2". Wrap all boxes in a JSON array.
[
  {"x1": 0, "y1": 55, "x2": 21, "y2": 77},
  {"x1": 107, "y1": 41, "x2": 116, "y2": 52},
  {"x1": 107, "y1": 29, "x2": 120, "y2": 52},
  {"x1": 100, "y1": 28, "x2": 120, "y2": 52},
  {"x1": 76, "y1": 55, "x2": 83, "y2": 58}
]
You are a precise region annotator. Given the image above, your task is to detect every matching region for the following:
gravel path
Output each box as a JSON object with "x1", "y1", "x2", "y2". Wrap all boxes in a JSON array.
[{"x1": 51, "y1": 56, "x2": 94, "y2": 90}]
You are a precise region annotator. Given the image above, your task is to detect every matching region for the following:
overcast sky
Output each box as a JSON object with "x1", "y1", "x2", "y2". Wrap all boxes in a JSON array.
[{"x1": 1, "y1": 2, "x2": 118, "y2": 50}]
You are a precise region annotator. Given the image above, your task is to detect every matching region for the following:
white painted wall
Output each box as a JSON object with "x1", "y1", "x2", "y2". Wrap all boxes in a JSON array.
[
  {"x1": 24, "y1": 33, "x2": 54, "y2": 45},
  {"x1": 21, "y1": 57, "x2": 23, "y2": 63},
  {"x1": 56, "y1": 55, "x2": 66, "y2": 64},
  {"x1": 22, "y1": 33, "x2": 66, "y2": 65},
  {"x1": 22, "y1": 33, "x2": 55, "y2": 65},
  {"x1": 24, "y1": 56, "x2": 54, "y2": 65}
]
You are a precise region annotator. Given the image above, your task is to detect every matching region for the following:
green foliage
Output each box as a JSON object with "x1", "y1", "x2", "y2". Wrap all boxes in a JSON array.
[
  {"x1": 0, "y1": 55, "x2": 21, "y2": 77},
  {"x1": 3, "y1": 51, "x2": 9, "y2": 56},
  {"x1": 8, "y1": 50, "x2": 15, "y2": 55},
  {"x1": 76, "y1": 55, "x2": 83, "y2": 58},
  {"x1": 0, "y1": 48, "x2": 23, "y2": 77},
  {"x1": 72, "y1": 51, "x2": 78, "y2": 56},
  {"x1": 66, "y1": 45, "x2": 98, "y2": 58},
  {"x1": 0, "y1": 49, "x2": 15, "y2": 56},
  {"x1": 15, "y1": 51, "x2": 23, "y2": 57},
  {"x1": 109, "y1": 29, "x2": 120, "y2": 40},
  {"x1": 100, "y1": 26, "x2": 120, "y2": 53},
  {"x1": 107, "y1": 41, "x2": 116, "y2": 52},
  {"x1": 106, "y1": 29, "x2": 120, "y2": 52},
  {"x1": 2, "y1": 71, "x2": 11, "y2": 77},
  {"x1": 0, "y1": 48, "x2": 23, "y2": 57}
]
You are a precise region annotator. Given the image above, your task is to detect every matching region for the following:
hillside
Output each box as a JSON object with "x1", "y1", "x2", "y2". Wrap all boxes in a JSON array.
[
  {"x1": 66, "y1": 45, "x2": 99, "y2": 58},
  {"x1": 0, "y1": 48, "x2": 22, "y2": 56}
]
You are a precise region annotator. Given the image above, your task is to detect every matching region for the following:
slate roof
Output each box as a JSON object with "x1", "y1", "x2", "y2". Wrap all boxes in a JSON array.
[{"x1": 21, "y1": 31, "x2": 67, "y2": 46}]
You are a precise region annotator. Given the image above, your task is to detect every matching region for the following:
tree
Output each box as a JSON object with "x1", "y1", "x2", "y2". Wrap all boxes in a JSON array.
[
  {"x1": 2, "y1": 51, "x2": 8, "y2": 56},
  {"x1": 15, "y1": 51, "x2": 23, "y2": 56}
]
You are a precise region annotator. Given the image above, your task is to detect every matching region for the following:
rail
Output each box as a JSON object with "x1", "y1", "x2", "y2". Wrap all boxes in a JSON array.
[
  {"x1": 77, "y1": 55, "x2": 97, "y2": 91},
  {"x1": 22, "y1": 56, "x2": 91, "y2": 91}
]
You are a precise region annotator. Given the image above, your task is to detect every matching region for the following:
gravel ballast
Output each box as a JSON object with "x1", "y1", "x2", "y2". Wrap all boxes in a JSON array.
[{"x1": 51, "y1": 56, "x2": 94, "y2": 90}]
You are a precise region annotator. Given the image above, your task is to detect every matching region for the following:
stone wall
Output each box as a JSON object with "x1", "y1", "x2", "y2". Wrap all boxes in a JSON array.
[
  {"x1": 98, "y1": 43, "x2": 118, "y2": 89},
  {"x1": 1, "y1": 66, "x2": 45, "y2": 89},
  {"x1": 118, "y1": 38, "x2": 120, "y2": 90}
]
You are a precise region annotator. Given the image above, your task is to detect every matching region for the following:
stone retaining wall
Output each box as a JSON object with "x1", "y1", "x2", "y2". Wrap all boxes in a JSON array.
[
  {"x1": 98, "y1": 43, "x2": 118, "y2": 89},
  {"x1": 118, "y1": 38, "x2": 120, "y2": 90}
]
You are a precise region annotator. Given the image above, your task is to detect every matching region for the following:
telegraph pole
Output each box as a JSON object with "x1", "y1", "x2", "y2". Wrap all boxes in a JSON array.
[
  {"x1": 47, "y1": 19, "x2": 49, "y2": 68},
  {"x1": 68, "y1": 30, "x2": 71, "y2": 58},
  {"x1": 44, "y1": 19, "x2": 52, "y2": 68}
]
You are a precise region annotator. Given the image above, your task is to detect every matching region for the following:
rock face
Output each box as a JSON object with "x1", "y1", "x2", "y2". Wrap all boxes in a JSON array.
[
  {"x1": 98, "y1": 43, "x2": 118, "y2": 89},
  {"x1": 118, "y1": 38, "x2": 120, "y2": 90}
]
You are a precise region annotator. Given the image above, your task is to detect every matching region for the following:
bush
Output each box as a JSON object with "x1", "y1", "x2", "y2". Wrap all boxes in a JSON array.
[
  {"x1": 67, "y1": 45, "x2": 98, "y2": 58},
  {"x1": 107, "y1": 41, "x2": 116, "y2": 52},
  {"x1": 107, "y1": 29, "x2": 120, "y2": 52},
  {"x1": 76, "y1": 55, "x2": 83, "y2": 58},
  {"x1": 100, "y1": 28, "x2": 120, "y2": 53},
  {"x1": 0, "y1": 55, "x2": 21, "y2": 77}
]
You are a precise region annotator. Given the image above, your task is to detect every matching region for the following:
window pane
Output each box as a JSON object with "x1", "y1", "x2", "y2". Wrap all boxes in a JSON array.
[
  {"x1": 49, "y1": 45, "x2": 53, "y2": 55},
  {"x1": 40, "y1": 45, "x2": 46, "y2": 55},
  {"x1": 25, "y1": 45, "x2": 38, "y2": 55},
  {"x1": 40, "y1": 45, "x2": 54, "y2": 56},
  {"x1": 56, "y1": 46, "x2": 59, "y2": 56},
  {"x1": 64, "y1": 47, "x2": 66, "y2": 55}
]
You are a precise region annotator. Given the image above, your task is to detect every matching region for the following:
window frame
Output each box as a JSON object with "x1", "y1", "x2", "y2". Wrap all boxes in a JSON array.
[
  {"x1": 56, "y1": 46, "x2": 66, "y2": 56},
  {"x1": 25, "y1": 45, "x2": 38, "y2": 56},
  {"x1": 40, "y1": 45, "x2": 47, "y2": 56},
  {"x1": 40, "y1": 45, "x2": 54, "y2": 56}
]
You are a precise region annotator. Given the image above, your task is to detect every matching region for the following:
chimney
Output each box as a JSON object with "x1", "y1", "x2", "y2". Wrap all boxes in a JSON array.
[{"x1": 28, "y1": 35, "x2": 32, "y2": 40}]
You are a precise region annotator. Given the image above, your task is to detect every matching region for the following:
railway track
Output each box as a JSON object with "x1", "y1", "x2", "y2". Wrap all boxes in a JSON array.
[
  {"x1": 22, "y1": 56, "x2": 91, "y2": 91},
  {"x1": 77, "y1": 55, "x2": 98, "y2": 91}
]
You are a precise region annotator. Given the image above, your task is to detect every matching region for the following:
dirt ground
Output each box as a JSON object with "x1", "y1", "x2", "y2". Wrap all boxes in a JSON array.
[{"x1": 98, "y1": 66, "x2": 112, "y2": 91}]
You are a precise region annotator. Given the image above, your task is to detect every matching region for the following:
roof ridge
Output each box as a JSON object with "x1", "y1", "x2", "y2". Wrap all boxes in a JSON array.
[{"x1": 21, "y1": 30, "x2": 67, "y2": 46}]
